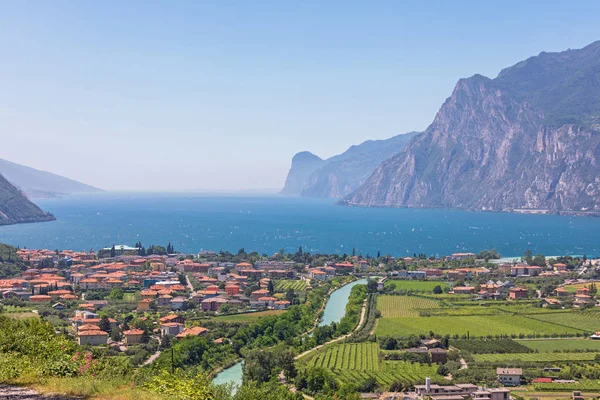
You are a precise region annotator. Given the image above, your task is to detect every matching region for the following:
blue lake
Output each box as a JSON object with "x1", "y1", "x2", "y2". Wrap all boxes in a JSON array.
[{"x1": 1, "y1": 192, "x2": 599, "y2": 257}]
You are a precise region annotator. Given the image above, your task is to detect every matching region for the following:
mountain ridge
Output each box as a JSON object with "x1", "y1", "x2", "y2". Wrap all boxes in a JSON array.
[
  {"x1": 0, "y1": 158, "x2": 102, "y2": 198},
  {"x1": 281, "y1": 132, "x2": 418, "y2": 198},
  {"x1": 341, "y1": 41, "x2": 600, "y2": 215}
]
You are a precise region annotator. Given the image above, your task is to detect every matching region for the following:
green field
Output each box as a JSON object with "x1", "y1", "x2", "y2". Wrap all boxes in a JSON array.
[
  {"x1": 384, "y1": 280, "x2": 449, "y2": 292},
  {"x1": 377, "y1": 295, "x2": 440, "y2": 318},
  {"x1": 563, "y1": 282, "x2": 600, "y2": 294},
  {"x1": 526, "y1": 312, "x2": 600, "y2": 332},
  {"x1": 275, "y1": 280, "x2": 308, "y2": 292},
  {"x1": 517, "y1": 339, "x2": 600, "y2": 352},
  {"x1": 376, "y1": 315, "x2": 581, "y2": 337},
  {"x1": 302, "y1": 342, "x2": 441, "y2": 388},
  {"x1": 473, "y1": 352, "x2": 599, "y2": 363},
  {"x1": 211, "y1": 310, "x2": 287, "y2": 323}
]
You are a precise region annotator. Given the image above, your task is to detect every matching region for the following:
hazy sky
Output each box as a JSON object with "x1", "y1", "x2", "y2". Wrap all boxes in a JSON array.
[{"x1": 1, "y1": 1, "x2": 599, "y2": 191}]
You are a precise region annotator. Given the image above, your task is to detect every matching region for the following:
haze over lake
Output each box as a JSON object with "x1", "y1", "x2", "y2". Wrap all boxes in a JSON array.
[{"x1": 0, "y1": 193, "x2": 598, "y2": 257}]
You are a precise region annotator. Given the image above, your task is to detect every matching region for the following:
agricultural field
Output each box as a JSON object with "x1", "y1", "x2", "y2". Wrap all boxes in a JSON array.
[
  {"x1": 376, "y1": 296, "x2": 440, "y2": 318},
  {"x1": 305, "y1": 342, "x2": 379, "y2": 371},
  {"x1": 384, "y1": 280, "x2": 449, "y2": 292},
  {"x1": 210, "y1": 310, "x2": 287, "y2": 323},
  {"x1": 517, "y1": 339, "x2": 600, "y2": 353},
  {"x1": 525, "y1": 312, "x2": 600, "y2": 332},
  {"x1": 301, "y1": 342, "x2": 441, "y2": 388},
  {"x1": 473, "y1": 352, "x2": 599, "y2": 363},
  {"x1": 275, "y1": 280, "x2": 308, "y2": 292},
  {"x1": 375, "y1": 314, "x2": 581, "y2": 337},
  {"x1": 451, "y1": 339, "x2": 533, "y2": 354}
]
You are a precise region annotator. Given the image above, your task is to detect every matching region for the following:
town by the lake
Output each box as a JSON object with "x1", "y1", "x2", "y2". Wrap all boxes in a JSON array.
[{"x1": 2, "y1": 242, "x2": 600, "y2": 400}]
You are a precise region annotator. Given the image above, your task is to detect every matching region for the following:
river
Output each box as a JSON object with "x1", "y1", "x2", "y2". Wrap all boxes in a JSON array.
[{"x1": 212, "y1": 278, "x2": 369, "y2": 390}]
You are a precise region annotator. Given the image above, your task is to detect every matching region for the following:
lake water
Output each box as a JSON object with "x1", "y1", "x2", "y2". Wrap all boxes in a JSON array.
[
  {"x1": 1, "y1": 192, "x2": 600, "y2": 257},
  {"x1": 319, "y1": 279, "x2": 368, "y2": 326}
]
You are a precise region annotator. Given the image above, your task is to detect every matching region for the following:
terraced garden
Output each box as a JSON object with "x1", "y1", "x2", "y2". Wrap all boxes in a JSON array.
[
  {"x1": 301, "y1": 342, "x2": 442, "y2": 387},
  {"x1": 275, "y1": 280, "x2": 308, "y2": 292}
]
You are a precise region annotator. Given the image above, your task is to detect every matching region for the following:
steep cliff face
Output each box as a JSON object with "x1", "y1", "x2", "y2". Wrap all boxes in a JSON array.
[
  {"x1": 0, "y1": 173, "x2": 56, "y2": 225},
  {"x1": 280, "y1": 152, "x2": 325, "y2": 196},
  {"x1": 341, "y1": 41, "x2": 600, "y2": 214},
  {"x1": 281, "y1": 132, "x2": 417, "y2": 198}
]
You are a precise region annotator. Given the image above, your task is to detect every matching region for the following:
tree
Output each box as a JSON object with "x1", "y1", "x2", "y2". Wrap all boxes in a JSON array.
[
  {"x1": 377, "y1": 250, "x2": 381, "y2": 259},
  {"x1": 366, "y1": 279, "x2": 378, "y2": 293},
  {"x1": 267, "y1": 280, "x2": 274, "y2": 295},
  {"x1": 298, "y1": 246, "x2": 303, "y2": 255},
  {"x1": 99, "y1": 316, "x2": 111, "y2": 333},
  {"x1": 523, "y1": 250, "x2": 533, "y2": 265},
  {"x1": 108, "y1": 287, "x2": 124, "y2": 300},
  {"x1": 433, "y1": 285, "x2": 443, "y2": 294},
  {"x1": 244, "y1": 349, "x2": 275, "y2": 383},
  {"x1": 110, "y1": 245, "x2": 116, "y2": 258},
  {"x1": 110, "y1": 326, "x2": 122, "y2": 342}
]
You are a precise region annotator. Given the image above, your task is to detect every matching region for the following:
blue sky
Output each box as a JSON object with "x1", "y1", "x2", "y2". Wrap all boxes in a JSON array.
[{"x1": 1, "y1": 1, "x2": 599, "y2": 191}]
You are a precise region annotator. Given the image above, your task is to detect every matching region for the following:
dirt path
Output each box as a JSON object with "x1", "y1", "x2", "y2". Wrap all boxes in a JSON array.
[{"x1": 0, "y1": 386, "x2": 79, "y2": 400}]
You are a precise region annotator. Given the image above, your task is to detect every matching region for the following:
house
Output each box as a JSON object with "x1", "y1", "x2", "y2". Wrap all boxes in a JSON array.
[
  {"x1": 160, "y1": 322, "x2": 185, "y2": 337},
  {"x1": 429, "y1": 348, "x2": 447, "y2": 364},
  {"x1": 170, "y1": 297, "x2": 187, "y2": 310},
  {"x1": 52, "y1": 302, "x2": 66, "y2": 310},
  {"x1": 201, "y1": 297, "x2": 228, "y2": 312},
  {"x1": 78, "y1": 330, "x2": 108, "y2": 346},
  {"x1": 137, "y1": 298, "x2": 153, "y2": 311},
  {"x1": 554, "y1": 263, "x2": 568, "y2": 271},
  {"x1": 509, "y1": 288, "x2": 528, "y2": 300},
  {"x1": 542, "y1": 298, "x2": 561, "y2": 307},
  {"x1": 309, "y1": 269, "x2": 327, "y2": 281},
  {"x1": 123, "y1": 329, "x2": 145, "y2": 345},
  {"x1": 159, "y1": 314, "x2": 185, "y2": 325},
  {"x1": 157, "y1": 294, "x2": 173, "y2": 307},
  {"x1": 250, "y1": 289, "x2": 270, "y2": 300},
  {"x1": 257, "y1": 296, "x2": 277, "y2": 308},
  {"x1": 451, "y1": 286, "x2": 475, "y2": 295},
  {"x1": 274, "y1": 300, "x2": 291, "y2": 310},
  {"x1": 497, "y1": 368, "x2": 522, "y2": 386},
  {"x1": 472, "y1": 388, "x2": 510, "y2": 400},
  {"x1": 555, "y1": 288, "x2": 569, "y2": 296},
  {"x1": 30, "y1": 295, "x2": 52, "y2": 302},
  {"x1": 225, "y1": 285, "x2": 240, "y2": 296},
  {"x1": 176, "y1": 326, "x2": 209, "y2": 339}
]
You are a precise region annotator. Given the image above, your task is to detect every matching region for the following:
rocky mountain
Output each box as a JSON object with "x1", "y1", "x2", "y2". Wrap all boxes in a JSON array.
[
  {"x1": 341, "y1": 41, "x2": 600, "y2": 215},
  {"x1": 281, "y1": 132, "x2": 418, "y2": 198},
  {"x1": 0, "y1": 173, "x2": 56, "y2": 225},
  {"x1": 0, "y1": 158, "x2": 102, "y2": 198}
]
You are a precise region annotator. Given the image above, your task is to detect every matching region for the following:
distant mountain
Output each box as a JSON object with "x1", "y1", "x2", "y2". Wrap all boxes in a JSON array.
[
  {"x1": 280, "y1": 152, "x2": 325, "y2": 196},
  {"x1": 281, "y1": 132, "x2": 418, "y2": 198},
  {"x1": 0, "y1": 173, "x2": 55, "y2": 225},
  {"x1": 0, "y1": 158, "x2": 102, "y2": 198},
  {"x1": 341, "y1": 41, "x2": 600, "y2": 215}
]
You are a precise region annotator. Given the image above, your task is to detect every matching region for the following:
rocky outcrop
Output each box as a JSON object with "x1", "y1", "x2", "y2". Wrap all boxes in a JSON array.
[
  {"x1": 341, "y1": 41, "x2": 600, "y2": 215},
  {"x1": 280, "y1": 152, "x2": 325, "y2": 196},
  {"x1": 281, "y1": 132, "x2": 417, "y2": 198},
  {"x1": 0, "y1": 173, "x2": 56, "y2": 225}
]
